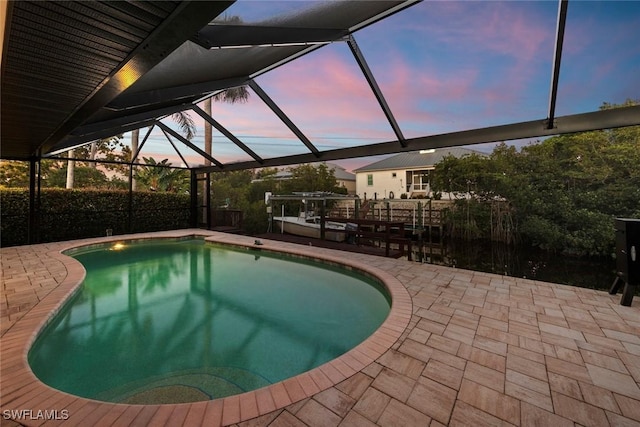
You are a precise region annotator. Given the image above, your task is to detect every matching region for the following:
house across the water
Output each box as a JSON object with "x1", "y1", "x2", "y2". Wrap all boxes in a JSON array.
[
  {"x1": 354, "y1": 147, "x2": 485, "y2": 200},
  {"x1": 254, "y1": 162, "x2": 356, "y2": 194}
]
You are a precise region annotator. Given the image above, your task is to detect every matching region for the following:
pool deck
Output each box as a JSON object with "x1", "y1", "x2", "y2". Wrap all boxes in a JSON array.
[{"x1": 1, "y1": 230, "x2": 640, "y2": 427}]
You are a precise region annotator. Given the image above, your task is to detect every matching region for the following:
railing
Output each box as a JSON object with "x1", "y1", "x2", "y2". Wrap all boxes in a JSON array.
[
  {"x1": 324, "y1": 217, "x2": 410, "y2": 258},
  {"x1": 211, "y1": 209, "x2": 243, "y2": 231},
  {"x1": 328, "y1": 199, "x2": 449, "y2": 230}
]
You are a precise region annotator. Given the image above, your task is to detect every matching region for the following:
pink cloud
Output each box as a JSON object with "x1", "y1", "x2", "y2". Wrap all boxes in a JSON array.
[
  {"x1": 135, "y1": 1, "x2": 635, "y2": 167},
  {"x1": 360, "y1": 2, "x2": 555, "y2": 119},
  {"x1": 427, "y1": 3, "x2": 553, "y2": 104},
  {"x1": 401, "y1": 2, "x2": 553, "y2": 62},
  {"x1": 255, "y1": 47, "x2": 397, "y2": 143},
  {"x1": 197, "y1": 2, "x2": 557, "y2": 153}
]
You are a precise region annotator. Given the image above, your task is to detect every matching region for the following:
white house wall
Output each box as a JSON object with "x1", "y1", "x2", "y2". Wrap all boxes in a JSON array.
[
  {"x1": 356, "y1": 170, "x2": 464, "y2": 201},
  {"x1": 356, "y1": 169, "x2": 411, "y2": 200}
]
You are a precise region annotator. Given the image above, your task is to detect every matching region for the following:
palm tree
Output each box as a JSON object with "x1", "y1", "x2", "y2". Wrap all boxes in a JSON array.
[
  {"x1": 66, "y1": 136, "x2": 127, "y2": 188},
  {"x1": 89, "y1": 142, "x2": 98, "y2": 168},
  {"x1": 131, "y1": 129, "x2": 139, "y2": 191},
  {"x1": 135, "y1": 157, "x2": 189, "y2": 193},
  {"x1": 203, "y1": 87, "x2": 250, "y2": 165},
  {"x1": 65, "y1": 149, "x2": 75, "y2": 189},
  {"x1": 200, "y1": 87, "x2": 249, "y2": 224},
  {"x1": 171, "y1": 111, "x2": 197, "y2": 141},
  {"x1": 127, "y1": 111, "x2": 195, "y2": 191},
  {"x1": 65, "y1": 141, "x2": 97, "y2": 189}
]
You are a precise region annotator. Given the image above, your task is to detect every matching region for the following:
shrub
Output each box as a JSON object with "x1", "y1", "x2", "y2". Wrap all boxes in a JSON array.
[{"x1": 1, "y1": 188, "x2": 191, "y2": 247}]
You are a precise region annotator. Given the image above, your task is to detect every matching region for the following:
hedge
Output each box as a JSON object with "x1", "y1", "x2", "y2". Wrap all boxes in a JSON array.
[{"x1": 1, "y1": 188, "x2": 191, "y2": 247}]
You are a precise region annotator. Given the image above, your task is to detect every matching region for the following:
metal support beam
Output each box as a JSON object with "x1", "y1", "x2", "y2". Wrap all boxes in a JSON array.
[
  {"x1": 132, "y1": 125, "x2": 155, "y2": 164},
  {"x1": 190, "y1": 170, "x2": 198, "y2": 227},
  {"x1": 50, "y1": 118, "x2": 159, "y2": 156},
  {"x1": 347, "y1": 35, "x2": 406, "y2": 146},
  {"x1": 248, "y1": 80, "x2": 320, "y2": 156},
  {"x1": 159, "y1": 127, "x2": 190, "y2": 168},
  {"x1": 205, "y1": 173, "x2": 212, "y2": 229},
  {"x1": 191, "y1": 104, "x2": 264, "y2": 164},
  {"x1": 157, "y1": 122, "x2": 224, "y2": 168},
  {"x1": 269, "y1": 194, "x2": 359, "y2": 202},
  {"x1": 195, "y1": 105, "x2": 640, "y2": 173},
  {"x1": 128, "y1": 165, "x2": 134, "y2": 233},
  {"x1": 71, "y1": 104, "x2": 200, "y2": 137},
  {"x1": 106, "y1": 78, "x2": 248, "y2": 110},
  {"x1": 244, "y1": 1, "x2": 420, "y2": 84},
  {"x1": 192, "y1": 24, "x2": 348, "y2": 49},
  {"x1": 37, "y1": 1, "x2": 235, "y2": 155},
  {"x1": 348, "y1": 1, "x2": 420, "y2": 33},
  {"x1": 28, "y1": 157, "x2": 39, "y2": 244},
  {"x1": 547, "y1": 0, "x2": 569, "y2": 129}
]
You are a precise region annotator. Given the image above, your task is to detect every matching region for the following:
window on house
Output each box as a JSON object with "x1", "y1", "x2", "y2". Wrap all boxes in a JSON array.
[
  {"x1": 367, "y1": 174, "x2": 373, "y2": 186},
  {"x1": 411, "y1": 170, "x2": 430, "y2": 191},
  {"x1": 392, "y1": 172, "x2": 397, "y2": 178}
]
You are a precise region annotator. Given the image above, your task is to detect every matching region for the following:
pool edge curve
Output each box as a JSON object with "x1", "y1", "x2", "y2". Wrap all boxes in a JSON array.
[{"x1": 0, "y1": 230, "x2": 412, "y2": 426}]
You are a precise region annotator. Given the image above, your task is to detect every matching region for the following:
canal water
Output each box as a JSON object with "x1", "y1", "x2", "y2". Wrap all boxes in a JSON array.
[{"x1": 410, "y1": 239, "x2": 617, "y2": 292}]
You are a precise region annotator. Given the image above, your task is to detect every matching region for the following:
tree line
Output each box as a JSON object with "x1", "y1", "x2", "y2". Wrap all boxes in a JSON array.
[
  {"x1": 0, "y1": 151, "x2": 191, "y2": 193},
  {"x1": 430, "y1": 100, "x2": 640, "y2": 256},
  {"x1": 208, "y1": 163, "x2": 345, "y2": 234},
  {"x1": 2, "y1": 99, "x2": 636, "y2": 255}
]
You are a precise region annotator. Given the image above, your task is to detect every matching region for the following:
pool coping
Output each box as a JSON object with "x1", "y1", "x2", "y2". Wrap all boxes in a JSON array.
[{"x1": 0, "y1": 230, "x2": 412, "y2": 426}]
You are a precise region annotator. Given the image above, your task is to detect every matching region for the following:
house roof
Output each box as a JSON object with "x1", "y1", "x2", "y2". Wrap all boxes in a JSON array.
[
  {"x1": 270, "y1": 162, "x2": 355, "y2": 181},
  {"x1": 354, "y1": 147, "x2": 485, "y2": 172},
  {"x1": 326, "y1": 163, "x2": 356, "y2": 181}
]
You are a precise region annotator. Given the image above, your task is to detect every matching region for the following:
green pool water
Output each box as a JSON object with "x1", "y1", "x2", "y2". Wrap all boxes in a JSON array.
[{"x1": 28, "y1": 239, "x2": 390, "y2": 403}]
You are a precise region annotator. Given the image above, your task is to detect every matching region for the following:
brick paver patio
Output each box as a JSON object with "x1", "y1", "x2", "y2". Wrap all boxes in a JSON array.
[{"x1": 1, "y1": 230, "x2": 639, "y2": 426}]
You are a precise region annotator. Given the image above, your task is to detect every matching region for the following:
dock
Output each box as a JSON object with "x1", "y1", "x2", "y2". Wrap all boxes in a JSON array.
[{"x1": 255, "y1": 232, "x2": 406, "y2": 258}]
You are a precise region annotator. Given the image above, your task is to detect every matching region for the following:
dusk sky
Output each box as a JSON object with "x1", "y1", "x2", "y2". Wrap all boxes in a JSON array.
[{"x1": 128, "y1": 0, "x2": 640, "y2": 172}]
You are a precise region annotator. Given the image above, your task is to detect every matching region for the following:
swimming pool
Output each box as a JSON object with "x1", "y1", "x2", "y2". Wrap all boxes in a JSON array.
[{"x1": 28, "y1": 238, "x2": 391, "y2": 404}]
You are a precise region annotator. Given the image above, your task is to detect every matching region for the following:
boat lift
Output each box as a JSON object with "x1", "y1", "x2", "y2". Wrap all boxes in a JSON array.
[{"x1": 266, "y1": 192, "x2": 360, "y2": 240}]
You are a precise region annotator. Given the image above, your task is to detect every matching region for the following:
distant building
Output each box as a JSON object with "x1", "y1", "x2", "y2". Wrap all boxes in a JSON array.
[
  {"x1": 354, "y1": 147, "x2": 485, "y2": 199},
  {"x1": 253, "y1": 162, "x2": 356, "y2": 194},
  {"x1": 328, "y1": 163, "x2": 357, "y2": 194}
]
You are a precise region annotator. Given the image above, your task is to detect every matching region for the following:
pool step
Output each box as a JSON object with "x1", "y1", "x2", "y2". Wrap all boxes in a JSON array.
[{"x1": 97, "y1": 367, "x2": 271, "y2": 404}]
